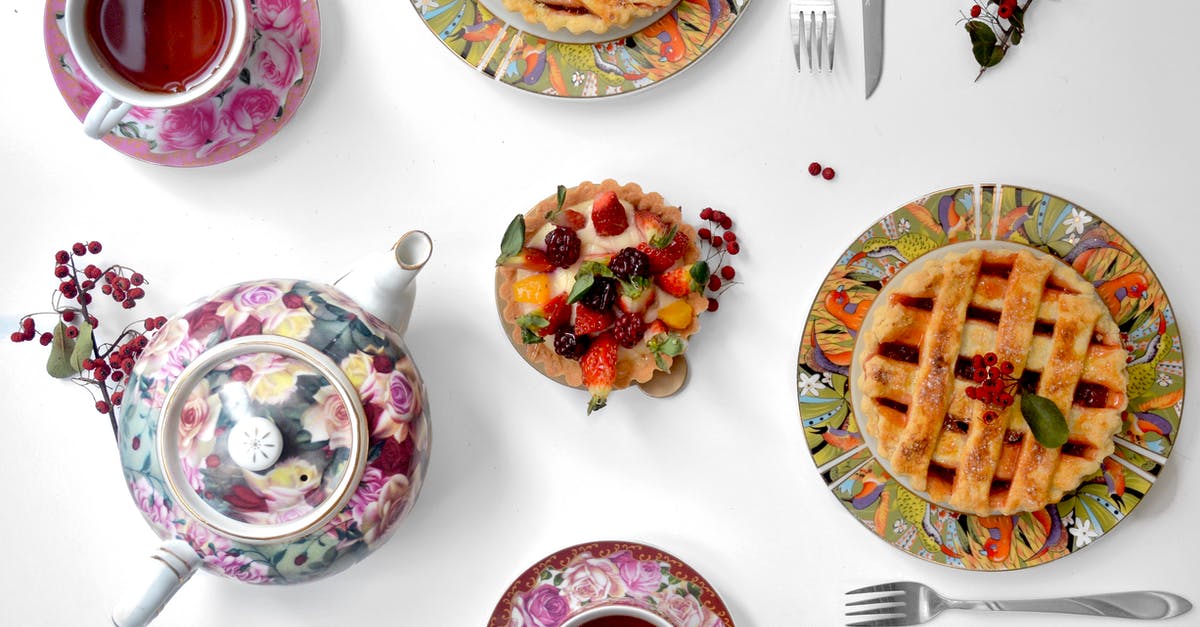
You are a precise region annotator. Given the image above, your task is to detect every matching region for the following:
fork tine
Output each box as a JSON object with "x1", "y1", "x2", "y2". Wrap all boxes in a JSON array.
[
  {"x1": 817, "y1": 11, "x2": 826, "y2": 72},
  {"x1": 846, "y1": 604, "x2": 906, "y2": 617},
  {"x1": 845, "y1": 593, "x2": 903, "y2": 607},
  {"x1": 846, "y1": 617, "x2": 909, "y2": 627},
  {"x1": 804, "y1": 11, "x2": 815, "y2": 72},
  {"x1": 825, "y1": 8, "x2": 836, "y2": 71},
  {"x1": 846, "y1": 582, "x2": 902, "y2": 595}
]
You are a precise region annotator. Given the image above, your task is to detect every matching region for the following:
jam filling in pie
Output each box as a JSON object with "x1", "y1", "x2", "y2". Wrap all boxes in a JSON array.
[
  {"x1": 502, "y1": 0, "x2": 676, "y2": 34},
  {"x1": 857, "y1": 247, "x2": 1128, "y2": 516}
]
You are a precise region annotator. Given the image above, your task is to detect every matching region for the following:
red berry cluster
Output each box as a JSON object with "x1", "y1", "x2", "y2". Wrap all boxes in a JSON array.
[
  {"x1": 11, "y1": 241, "x2": 162, "y2": 437},
  {"x1": 696, "y1": 207, "x2": 740, "y2": 313},
  {"x1": 964, "y1": 352, "x2": 1017, "y2": 423},
  {"x1": 808, "y1": 161, "x2": 835, "y2": 181}
]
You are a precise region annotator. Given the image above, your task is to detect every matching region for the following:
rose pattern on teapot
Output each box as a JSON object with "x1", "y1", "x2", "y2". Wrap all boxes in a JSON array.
[{"x1": 119, "y1": 279, "x2": 430, "y2": 584}]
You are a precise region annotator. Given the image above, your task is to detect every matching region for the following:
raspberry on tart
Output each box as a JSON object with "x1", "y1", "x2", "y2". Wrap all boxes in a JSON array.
[
  {"x1": 501, "y1": 0, "x2": 677, "y2": 34},
  {"x1": 497, "y1": 180, "x2": 707, "y2": 413},
  {"x1": 855, "y1": 246, "x2": 1128, "y2": 516}
]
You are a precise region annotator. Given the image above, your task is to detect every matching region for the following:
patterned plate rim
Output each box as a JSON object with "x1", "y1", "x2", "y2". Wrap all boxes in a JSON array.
[
  {"x1": 487, "y1": 540, "x2": 735, "y2": 625},
  {"x1": 407, "y1": 0, "x2": 750, "y2": 99},
  {"x1": 796, "y1": 183, "x2": 1185, "y2": 571}
]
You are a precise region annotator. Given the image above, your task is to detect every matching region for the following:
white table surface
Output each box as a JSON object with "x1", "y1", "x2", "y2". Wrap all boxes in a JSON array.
[{"x1": 2, "y1": 1, "x2": 1198, "y2": 625}]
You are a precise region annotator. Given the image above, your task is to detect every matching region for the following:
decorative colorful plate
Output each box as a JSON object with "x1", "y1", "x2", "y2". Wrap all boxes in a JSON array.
[
  {"x1": 796, "y1": 184, "x2": 1184, "y2": 571},
  {"x1": 409, "y1": 0, "x2": 748, "y2": 98},
  {"x1": 489, "y1": 541, "x2": 734, "y2": 626},
  {"x1": 44, "y1": 0, "x2": 321, "y2": 167}
]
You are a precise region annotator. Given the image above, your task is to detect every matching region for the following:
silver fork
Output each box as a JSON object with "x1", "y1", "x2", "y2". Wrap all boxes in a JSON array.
[
  {"x1": 845, "y1": 582, "x2": 1192, "y2": 626},
  {"x1": 790, "y1": 0, "x2": 836, "y2": 73}
]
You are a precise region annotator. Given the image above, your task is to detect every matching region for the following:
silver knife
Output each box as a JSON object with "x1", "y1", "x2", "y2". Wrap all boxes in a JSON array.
[{"x1": 863, "y1": 0, "x2": 884, "y2": 98}]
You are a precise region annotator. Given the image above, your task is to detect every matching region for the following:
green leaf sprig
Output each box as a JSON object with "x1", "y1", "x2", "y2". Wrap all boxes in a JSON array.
[
  {"x1": 1021, "y1": 393, "x2": 1068, "y2": 448},
  {"x1": 962, "y1": 0, "x2": 1034, "y2": 82}
]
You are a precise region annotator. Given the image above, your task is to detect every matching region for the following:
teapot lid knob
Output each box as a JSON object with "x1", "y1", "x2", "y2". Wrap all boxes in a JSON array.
[{"x1": 226, "y1": 416, "x2": 283, "y2": 472}]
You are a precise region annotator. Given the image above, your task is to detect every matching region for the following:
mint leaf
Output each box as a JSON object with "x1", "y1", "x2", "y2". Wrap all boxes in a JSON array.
[
  {"x1": 689, "y1": 261, "x2": 710, "y2": 290},
  {"x1": 497, "y1": 214, "x2": 526, "y2": 264},
  {"x1": 621, "y1": 276, "x2": 649, "y2": 299},
  {"x1": 556, "y1": 184, "x2": 566, "y2": 209},
  {"x1": 579, "y1": 260, "x2": 614, "y2": 278},
  {"x1": 516, "y1": 313, "x2": 549, "y2": 344},
  {"x1": 650, "y1": 224, "x2": 678, "y2": 249},
  {"x1": 1021, "y1": 393, "x2": 1069, "y2": 448},
  {"x1": 567, "y1": 273, "x2": 594, "y2": 305}
]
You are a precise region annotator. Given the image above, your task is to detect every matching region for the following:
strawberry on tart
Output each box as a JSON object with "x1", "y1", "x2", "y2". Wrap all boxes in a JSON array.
[{"x1": 497, "y1": 180, "x2": 711, "y2": 413}]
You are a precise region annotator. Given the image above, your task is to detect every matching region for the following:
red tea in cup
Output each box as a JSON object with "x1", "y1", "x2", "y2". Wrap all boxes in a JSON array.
[
  {"x1": 85, "y1": 0, "x2": 231, "y2": 94},
  {"x1": 579, "y1": 616, "x2": 656, "y2": 627}
]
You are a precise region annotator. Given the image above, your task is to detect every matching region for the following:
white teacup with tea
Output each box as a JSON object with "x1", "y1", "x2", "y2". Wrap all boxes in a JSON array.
[{"x1": 62, "y1": 0, "x2": 251, "y2": 138}]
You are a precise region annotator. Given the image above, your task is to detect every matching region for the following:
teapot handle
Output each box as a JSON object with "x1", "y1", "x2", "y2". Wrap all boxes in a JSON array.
[{"x1": 112, "y1": 540, "x2": 201, "y2": 627}]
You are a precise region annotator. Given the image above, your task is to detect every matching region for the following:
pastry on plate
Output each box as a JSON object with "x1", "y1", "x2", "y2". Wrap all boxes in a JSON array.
[
  {"x1": 856, "y1": 245, "x2": 1128, "y2": 516},
  {"x1": 497, "y1": 180, "x2": 709, "y2": 413},
  {"x1": 502, "y1": 0, "x2": 676, "y2": 35}
]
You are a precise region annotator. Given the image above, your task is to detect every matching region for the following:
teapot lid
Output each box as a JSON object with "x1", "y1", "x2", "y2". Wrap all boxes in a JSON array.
[{"x1": 158, "y1": 335, "x2": 368, "y2": 544}]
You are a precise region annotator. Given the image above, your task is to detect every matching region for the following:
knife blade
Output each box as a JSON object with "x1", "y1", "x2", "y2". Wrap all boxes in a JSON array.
[{"x1": 863, "y1": 0, "x2": 884, "y2": 98}]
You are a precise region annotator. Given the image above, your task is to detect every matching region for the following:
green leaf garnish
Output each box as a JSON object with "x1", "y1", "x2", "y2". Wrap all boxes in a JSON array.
[
  {"x1": 516, "y1": 314, "x2": 549, "y2": 344},
  {"x1": 567, "y1": 273, "x2": 594, "y2": 305},
  {"x1": 1021, "y1": 393, "x2": 1069, "y2": 448},
  {"x1": 650, "y1": 224, "x2": 678, "y2": 249},
  {"x1": 620, "y1": 276, "x2": 650, "y2": 299},
  {"x1": 497, "y1": 214, "x2": 526, "y2": 265},
  {"x1": 688, "y1": 261, "x2": 710, "y2": 289},
  {"x1": 556, "y1": 184, "x2": 566, "y2": 209},
  {"x1": 647, "y1": 333, "x2": 687, "y2": 372},
  {"x1": 567, "y1": 262, "x2": 614, "y2": 304}
]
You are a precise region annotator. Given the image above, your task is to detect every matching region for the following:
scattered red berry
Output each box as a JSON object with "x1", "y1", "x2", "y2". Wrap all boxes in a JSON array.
[
  {"x1": 707, "y1": 275, "x2": 722, "y2": 291},
  {"x1": 707, "y1": 298, "x2": 719, "y2": 312},
  {"x1": 721, "y1": 266, "x2": 735, "y2": 280},
  {"x1": 698, "y1": 227, "x2": 712, "y2": 240},
  {"x1": 821, "y1": 167, "x2": 835, "y2": 180},
  {"x1": 970, "y1": 5, "x2": 981, "y2": 17},
  {"x1": 122, "y1": 299, "x2": 136, "y2": 309},
  {"x1": 10, "y1": 331, "x2": 23, "y2": 343},
  {"x1": 997, "y1": 5, "x2": 1012, "y2": 18},
  {"x1": 55, "y1": 265, "x2": 70, "y2": 278},
  {"x1": 96, "y1": 401, "x2": 110, "y2": 414},
  {"x1": 711, "y1": 237, "x2": 723, "y2": 250},
  {"x1": 39, "y1": 332, "x2": 53, "y2": 346},
  {"x1": 55, "y1": 250, "x2": 70, "y2": 264},
  {"x1": 808, "y1": 162, "x2": 822, "y2": 176},
  {"x1": 87, "y1": 241, "x2": 102, "y2": 254},
  {"x1": 72, "y1": 242, "x2": 87, "y2": 256},
  {"x1": 722, "y1": 231, "x2": 736, "y2": 243},
  {"x1": 111, "y1": 391, "x2": 123, "y2": 406},
  {"x1": 130, "y1": 272, "x2": 145, "y2": 286},
  {"x1": 727, "y1": 242, "x2": 740, "y2": 255},
  {"x1": 700, "y1": 207, "x2": 713, "y2": 220},
  {"x1": 65, "y1": 326, "x2": 79, "y2": 338}
]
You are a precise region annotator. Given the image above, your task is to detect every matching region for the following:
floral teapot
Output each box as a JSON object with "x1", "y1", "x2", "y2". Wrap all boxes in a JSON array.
[{"x1": 112, "y1": 232, "x2": 434, "y2": 626}]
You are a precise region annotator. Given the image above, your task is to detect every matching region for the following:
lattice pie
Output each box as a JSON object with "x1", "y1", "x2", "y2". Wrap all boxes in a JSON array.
[{"x1": 857, "y1": 246, "x2": 1128, "y2": 516}]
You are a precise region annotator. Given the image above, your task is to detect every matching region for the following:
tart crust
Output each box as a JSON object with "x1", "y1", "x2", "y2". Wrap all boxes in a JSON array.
[{"x1": 498, "y1": 180, "x2": 706, "y2": 391}]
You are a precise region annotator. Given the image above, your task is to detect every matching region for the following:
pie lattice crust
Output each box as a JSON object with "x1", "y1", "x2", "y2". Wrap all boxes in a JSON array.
[{"x1": 857, "y1": 247, "x2": 1128, "y2": 516}]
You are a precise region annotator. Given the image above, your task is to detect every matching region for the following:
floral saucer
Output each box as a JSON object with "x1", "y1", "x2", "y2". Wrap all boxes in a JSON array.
[
  {"x1": 43, "y1": 0, "x2": 321, "y2": 167},
  {"x1": 489, "y1": 541, "x2": 733, "y2": 626},
  {"x1": 409, "y1": 0, "x2": 749, "y2": 98},
  {"x1": 796, "y1": 184, "x2": 1184, "y2": 571}
]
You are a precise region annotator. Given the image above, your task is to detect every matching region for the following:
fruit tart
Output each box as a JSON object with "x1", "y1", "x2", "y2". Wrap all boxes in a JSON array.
[
  {"x1": 502, "y1": 0, "x2": 676, "y2": 34},
  {"x1": 497, "y1": 181, "x2": 709, "y2": 413},
  {"x1": 856, "y1": 245, "x2": 1128, "y2": 516}
]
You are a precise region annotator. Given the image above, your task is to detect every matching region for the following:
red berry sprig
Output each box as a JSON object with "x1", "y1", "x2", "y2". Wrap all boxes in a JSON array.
[
  {"x1": 963, "y1": 352, "x2": 1018, "y2": 423},
  {"x1": 961, "y1": 0, "x2": 1034, "y2": 82},
  {"x1": 696, "y1": 207, "x2": 741, "y2": 312},
  {"x1": 11, "y1": 241, "x2": 163, "y2": 439}
]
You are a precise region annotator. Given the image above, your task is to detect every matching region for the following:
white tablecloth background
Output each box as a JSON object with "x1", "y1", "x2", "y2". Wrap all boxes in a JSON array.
[{"x1": 2, "y1": 1, "x2": 1198, "y2": 625}]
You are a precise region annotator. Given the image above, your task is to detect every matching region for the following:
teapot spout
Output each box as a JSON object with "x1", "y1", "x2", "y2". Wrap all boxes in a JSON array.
[{"x1": 333, "y1": 231, "x2": 432, "y2": 335}]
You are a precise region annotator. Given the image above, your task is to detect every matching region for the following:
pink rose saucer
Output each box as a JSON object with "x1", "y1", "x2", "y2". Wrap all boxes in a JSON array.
[
  {"x1": 43, "y1": 0, "x2": 320, "y2": 167},
  {"x1": 489, "y1": 540, "x2": 734, "y2": 627}
]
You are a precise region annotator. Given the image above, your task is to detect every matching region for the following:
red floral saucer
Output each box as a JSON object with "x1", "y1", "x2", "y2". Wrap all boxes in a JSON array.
[
  {"x1": 43, "y1": 0, "x2": 320, "y2": 167},
  {"x1": 489, "y1": 540, "x2": 734, "y2": 626}
]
